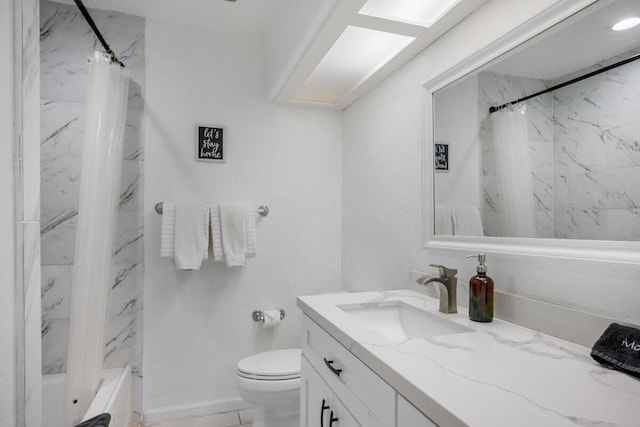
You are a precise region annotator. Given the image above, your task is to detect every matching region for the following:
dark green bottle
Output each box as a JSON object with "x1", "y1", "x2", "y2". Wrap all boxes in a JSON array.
[{"x1": 465, "y1": 254, "x2": 493, "y2": 322}]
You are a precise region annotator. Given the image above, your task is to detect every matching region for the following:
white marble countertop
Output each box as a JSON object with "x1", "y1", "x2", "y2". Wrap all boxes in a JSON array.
[{"x1": 297, "y1": 289, "x2": 640, "y2": 427}]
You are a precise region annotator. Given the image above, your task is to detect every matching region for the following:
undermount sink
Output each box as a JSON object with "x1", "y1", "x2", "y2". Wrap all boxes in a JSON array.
[{"x1": 338, "y1": 302, "x2": 473, "y2": 343}]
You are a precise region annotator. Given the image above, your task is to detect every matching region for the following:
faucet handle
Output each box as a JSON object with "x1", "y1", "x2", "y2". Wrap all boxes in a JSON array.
[{"x1": 429, "y1": 264, "x2": 458, "y2": 278}]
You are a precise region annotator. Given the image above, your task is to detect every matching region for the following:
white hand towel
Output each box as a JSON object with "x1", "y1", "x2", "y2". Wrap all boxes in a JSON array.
[
  {"x1": 245, "y1": 206, "x2": 257, "y2": 258},
  {"x1": 174, "y1": 203, "x2": 206, "y2": 270},
  {"x1": 160, "y1": 202, "x2": 176, "y2": 257},
  {"x1": 452, "y1": 204, "x2": 484, "y2": 236},
  {"x1": 211, "y1": 205, "x2": 224, "y2": 262},
  {"x1": 220, "y1": 203, "x2": 248, "y2": 267},
  {"x1": 203, "y1": 205, "x2": 210, "y2": 260}
]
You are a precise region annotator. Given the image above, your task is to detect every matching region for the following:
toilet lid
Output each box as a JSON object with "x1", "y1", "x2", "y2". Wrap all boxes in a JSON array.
[{"x1": 237, "y1": 349, "x2": 301, "y2": 380}]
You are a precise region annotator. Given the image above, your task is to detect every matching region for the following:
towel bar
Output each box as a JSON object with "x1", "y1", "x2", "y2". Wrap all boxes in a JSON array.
[{"x1": 154, "y1": 202, "x2": 269, "y2": 217}]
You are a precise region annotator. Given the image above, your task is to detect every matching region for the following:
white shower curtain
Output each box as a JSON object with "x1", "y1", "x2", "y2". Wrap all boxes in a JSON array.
[
  {"x1": 491, "y1": 104, "x2": 536, "y2": 238},
  {"x1": 66, "y1": 51, "x2": 130, "y2": 424}
]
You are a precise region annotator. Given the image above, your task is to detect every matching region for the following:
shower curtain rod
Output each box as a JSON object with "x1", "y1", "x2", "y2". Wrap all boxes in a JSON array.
[
  {"x1": 488, "y1": 51, "x2": 640, "y2": 113},
  {"x1": 72, "y1": 0, "x2": 124, "y2": 67}
]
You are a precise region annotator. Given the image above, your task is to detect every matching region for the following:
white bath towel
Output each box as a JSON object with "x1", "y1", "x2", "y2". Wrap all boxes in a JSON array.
[
  {"x1": 174, "y1": 203, "x2": 207, "y2": 270},
  {"x1": 211, "y1": 205, "x2": 224, "y2": 262},
  {"x1": 452, "y1": 204, "x2": 484, "y2": 236},
  {"x1": 434, "y1": 204, "x2": 454, "y2": 235},
  {"x1": 220, "y1": 203, "x2": 249, "y2": 267},
  {"x1": 160, "y1": 202, "x2": 176, "y2": 257},
  {"x1": 203, "y1": 205, "x2": 210, "y2": 260},
  {"x1": 245, "y1": 206, "x2": 256, "y2": 259}
]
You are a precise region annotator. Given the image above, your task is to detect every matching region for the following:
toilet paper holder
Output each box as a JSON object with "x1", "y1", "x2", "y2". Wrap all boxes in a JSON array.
[{"x1": 252, "y1": 309, "x2": 285, "y2": 322}]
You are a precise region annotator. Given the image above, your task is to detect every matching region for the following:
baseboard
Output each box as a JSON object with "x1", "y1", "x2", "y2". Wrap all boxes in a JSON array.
[
  {"x1": 495, "y1": 291, "x2": 640, "y2": 347},
  {"x1": 143, "y1": 396, "x2": 252, "y2": 424}
]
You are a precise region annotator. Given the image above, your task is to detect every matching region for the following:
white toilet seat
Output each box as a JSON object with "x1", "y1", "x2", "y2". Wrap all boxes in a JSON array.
[{"x1": 236, "y1": 349, "x2": 301, "y2": 381}]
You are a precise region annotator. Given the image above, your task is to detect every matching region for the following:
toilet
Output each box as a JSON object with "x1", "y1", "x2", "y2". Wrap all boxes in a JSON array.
[{"x1": 236, "y1": 349, "x2": 302, "y2": 427}]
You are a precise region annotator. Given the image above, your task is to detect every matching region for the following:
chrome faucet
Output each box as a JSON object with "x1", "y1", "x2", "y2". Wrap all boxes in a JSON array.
[{"x1": 416, "y1": 264, "x2": 458, "y2": 313}]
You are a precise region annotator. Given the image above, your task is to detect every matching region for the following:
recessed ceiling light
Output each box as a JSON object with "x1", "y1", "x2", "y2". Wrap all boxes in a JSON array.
[
  {"x1": 612, "y1": 17, "x2": 640, "y2": 31},
  {"x1": 359, "y1": 0, "x2": 461, "y2": 28}
]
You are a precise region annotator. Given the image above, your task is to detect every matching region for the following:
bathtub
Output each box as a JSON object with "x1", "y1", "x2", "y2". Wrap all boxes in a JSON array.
[{"x1": 42, "y1": 366, "x2": 132, "y2": 427}]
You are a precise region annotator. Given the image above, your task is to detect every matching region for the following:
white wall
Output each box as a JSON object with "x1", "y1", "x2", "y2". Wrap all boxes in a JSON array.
[
  {"x1": 343, "y1": 0, "x2": 640, "y2": 322},
  {"x1": 143, "y1": 20, "x2": 342, "y2": 420},
  {"x1": 433, "y1": 74, "x2": 480, "y2": 207},
  {"x1": 0, "y1": 0, "x2": 17, "y2": 424}
]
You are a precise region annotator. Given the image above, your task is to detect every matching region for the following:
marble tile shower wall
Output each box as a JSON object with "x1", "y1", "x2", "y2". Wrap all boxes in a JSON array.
[
  {"x1": 478, "y1": 71, "x2": 554, "y2": 238},
  {"x1": 552, "y1": 56, "x2": 640, "y2": 240},
  {"x1": 39, "y1": 0, "x2": 145, "y2": 415}
]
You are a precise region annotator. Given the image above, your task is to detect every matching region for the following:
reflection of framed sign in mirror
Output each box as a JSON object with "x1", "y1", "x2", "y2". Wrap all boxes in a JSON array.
[
  {"x1": 434, "y1": 143, "x2": 449, "y2": 172},
  {"x1": 197, "y1": 125, "x2": 224, "y2": 162}
]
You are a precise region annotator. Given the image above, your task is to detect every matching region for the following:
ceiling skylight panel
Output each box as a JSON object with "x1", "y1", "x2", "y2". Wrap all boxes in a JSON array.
[{"x1": 359, "y1": 0, "x2": 461, "y2": 28}]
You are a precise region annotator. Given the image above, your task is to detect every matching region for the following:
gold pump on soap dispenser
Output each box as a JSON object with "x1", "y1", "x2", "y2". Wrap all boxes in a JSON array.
[{"x1": 465, "y1": 253, "x2": 494, "y2": 322}]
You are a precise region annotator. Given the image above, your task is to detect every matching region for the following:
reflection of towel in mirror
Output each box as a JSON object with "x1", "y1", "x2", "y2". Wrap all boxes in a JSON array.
[
  {"x1": 452, "y1": 205, "x2": 484, "y2": 236},
  {"x1": 435, "y1": 205, "x2": 454, "y2": 235}
]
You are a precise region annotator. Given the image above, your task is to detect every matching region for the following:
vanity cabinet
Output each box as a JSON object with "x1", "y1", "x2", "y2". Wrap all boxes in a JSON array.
[
  {"x1": 301, "y1": 356, "x2": 360, "y2": 427},
  {"x1": 301, "y1": 315, "x2": 436, "y2": 426}
]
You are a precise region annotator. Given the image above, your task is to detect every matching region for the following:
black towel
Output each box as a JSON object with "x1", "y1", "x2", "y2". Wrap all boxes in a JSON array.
[
  {"x1": 74, "y1": 413, "x2": 111, "y2": 427},
  {"x1": 591, "y1": 323, "x2": 640, "y2": 379}
]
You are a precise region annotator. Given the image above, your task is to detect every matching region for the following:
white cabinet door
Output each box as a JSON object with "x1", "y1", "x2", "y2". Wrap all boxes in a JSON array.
[
  {"x1": 302, "y1": 356, "x2": 332, "y2": 427},
  {"x1": 301, "y1": 356, "x2": 361, "y2": 427},
  {"x1": 330, "y1": 394, "x2": 361, "y2": 427},
  {"x1": 397, "y1": 395, "x2": 438, "y2": 427}
]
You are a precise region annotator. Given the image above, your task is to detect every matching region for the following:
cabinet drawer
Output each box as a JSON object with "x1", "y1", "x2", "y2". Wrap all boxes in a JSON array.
[{"x1": 302, "y1": 315, "x2": 395, "y2": 426}]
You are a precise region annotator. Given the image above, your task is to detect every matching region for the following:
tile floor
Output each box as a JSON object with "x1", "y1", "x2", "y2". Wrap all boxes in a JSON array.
[{"x1": 133, "y1": 409, "x2": 253, "y2": 427}]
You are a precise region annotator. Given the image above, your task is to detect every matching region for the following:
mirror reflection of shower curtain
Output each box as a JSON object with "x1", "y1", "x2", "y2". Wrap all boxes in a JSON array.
[
  {"x1": 491, "y1": 104, "x2": 536, "y2": 237},
  {"x1": 66, "y1": 51, "x2": 130, "y2": 424}
]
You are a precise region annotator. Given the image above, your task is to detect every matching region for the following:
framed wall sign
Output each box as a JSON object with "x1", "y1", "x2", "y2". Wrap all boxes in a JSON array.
[
  {"x1": 434, "y1": 143, "x2": 449, "y2": 172},
  {"x1": 197, "y1": 125, "x2": 224, "y2": 162}
]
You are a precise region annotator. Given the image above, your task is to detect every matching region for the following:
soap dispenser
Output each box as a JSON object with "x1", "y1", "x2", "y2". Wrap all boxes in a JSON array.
[{"x1": 465, "y1": 253, "x2": 494, "y2": 322}]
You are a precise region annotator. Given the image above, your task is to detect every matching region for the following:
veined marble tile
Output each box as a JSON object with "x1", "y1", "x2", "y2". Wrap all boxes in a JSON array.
[
  {"x1": 41, "y1": 264, "x2": 72, "y2": 320},
  {"x1": 604, "y1": 122, "x2": 640, "y2": 168},
  {"x1": 602, "y1": 60, "x2": 640, "y2": 128},
  {"x1": 41, "y1": 153, "x2": 81, "y2": 211},
  {"x1": 108, "y1": 263, "x2": 143, "y2": 317},
  {"x1": 125, "y1": 107, "x2": 145, "y2": 160},
  {"x1": 41, "y1": 209, "x2": 144, "y2": 265},
  {"x1": 535, "y1": 209, "x2": 553, "y2": 238},
  {"x1": 41, "y1": 100, "x2": 145, "y2": 160},
  {"x1": 42, "y1": 263, "x2": 143, "y2": 321},
  {"x1": 40, "y1": 1, "x2": 144, "y2": 61},
  {"x1": 114, "y1": 211, "x2": 144, "y2": 264},
  {"x1": 41, "y1": 45, "x2": 144, "y2": 104},
  {"x1": 41, "y1": 99, "x2": 84, "y2": 157},
  {"x1": 606, "y1": 208, "x2": 640, "y2": 241},
  {"x1": 41, "y1": 156, "x2": 143, "y2": 212},
  {"x1": 553, "y1": 131, "x2": 607, "y2": 175},
  {"x1": 103, "y1": 313, "x2": 139, "y2": 369},
  {"x1": 119, "y1": 160, "x2": 144, "y2": 212},
  {"x1": 41, "y1": 209, "x2": 77, "y2": 265},
  {"x1": 561, "y1": 207, "x2": 606, "y2": 240},
  {"x1": 555, "y1": 74, "x2": 612, "y2": 135},
  {"x1": 41, "y1": 318, "x2": 69, "y2": 374},
  {"x1": 594, "y1": 166, "x2": 640, "y2": 209}
]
